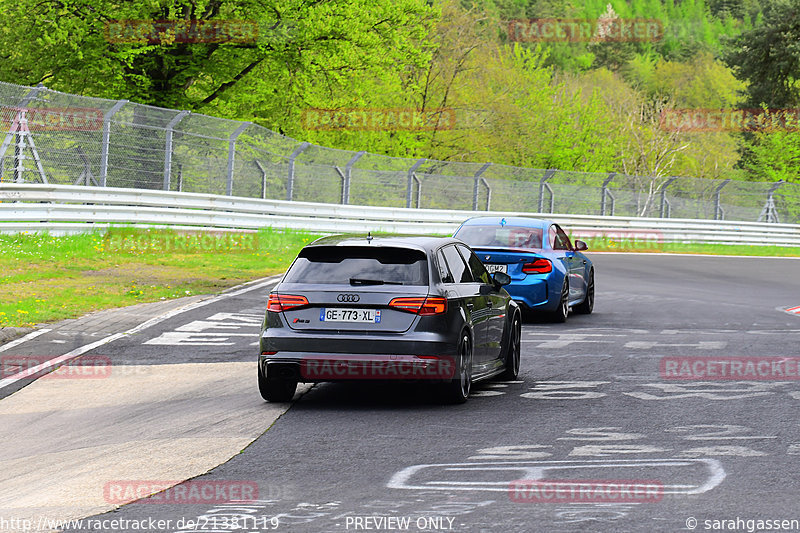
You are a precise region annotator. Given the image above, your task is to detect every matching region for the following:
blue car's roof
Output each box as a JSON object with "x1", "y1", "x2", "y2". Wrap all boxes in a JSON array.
[{"x1": 459, "y1": 216, "x2": 551, "y2": 229}]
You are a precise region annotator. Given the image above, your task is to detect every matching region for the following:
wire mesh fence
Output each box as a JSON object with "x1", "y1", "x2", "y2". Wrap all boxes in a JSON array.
[{"x1": 2, "y1": 80, "x2": 798, "y2": 224}]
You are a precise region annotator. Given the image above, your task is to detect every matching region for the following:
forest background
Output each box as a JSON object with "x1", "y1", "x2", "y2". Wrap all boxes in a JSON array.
[{"x1": 1, "y1": 0, "x2": 798, "y2": 186}]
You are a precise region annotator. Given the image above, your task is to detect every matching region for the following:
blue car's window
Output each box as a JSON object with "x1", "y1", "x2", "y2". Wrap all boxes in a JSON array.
[
  {"x1": 284, "y1": 246, "x2": 428, "y2": 285},
  {"x1": 456, "y1": 225, "x2": 543, "y2": 249},
  {"x1": 553, "y1": 225, "x2": 573, "y2": 250}
]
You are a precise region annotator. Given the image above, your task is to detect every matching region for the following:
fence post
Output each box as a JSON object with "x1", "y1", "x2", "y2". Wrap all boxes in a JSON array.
[
  {"x1": 254, "y1": 160, "x2": 268, "y2": 199},
  {"x1": 73, "y1": 147, "x2": 97, "y2": 186},
  {"x1": 480, "y1": 178, "x2": 492, "y2": 211},
  {"x1": 472, "y1": 162, "x2": 491, "y2": 210},
  {"x1": 335, "y1": 166, "x2": 346, "y2": 203},
  {"x1": 100, "y1": 99, "x2": 128, "y2": 187},
  {"x1": 406, "y1": 158, "x2": 426, "y2": 208},
  {"x1": 342, "y1": 151, "x2": 366, "y2": 205},
  {"x1": 0, "y1": 84, "x2": 45, "y2": 167},
  {"x1": 601, "y1": 172, "x2": 616, "y2": 216},
  {"x1": 538, "y1": 169, "x2": 556, "y2": 213},
  {"x1": 712, "y1": 178, "x2": 731, "y2": 220},
  {"x1": 758, "y1": 180, "x2": 784, "y2": 223},
  {"x1": 163, "y1": 110, "x2": 190, "y2": 191},
  {"x1": 659, "y1": 177, "x2": 677, "y2": 218},
  {"x1": 226, "y1": 122, "x2": 251, "y2": 196},
  {"x1": 286, "y1": 142, "x2": 311, "y2": 201}
]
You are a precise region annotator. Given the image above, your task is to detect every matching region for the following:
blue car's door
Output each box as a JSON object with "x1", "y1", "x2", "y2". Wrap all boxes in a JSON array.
[{"x1": 550, "y1": 224, "x2": 587, "y2": 302}]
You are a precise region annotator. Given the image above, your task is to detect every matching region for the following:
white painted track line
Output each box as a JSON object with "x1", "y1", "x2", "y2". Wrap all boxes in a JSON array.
[
  {"x1": 0, "y1": 276, "x2": 280, "y2": 391},
  {"x1": 0, "y1": 329, "x2": 51, "y2": 354}
]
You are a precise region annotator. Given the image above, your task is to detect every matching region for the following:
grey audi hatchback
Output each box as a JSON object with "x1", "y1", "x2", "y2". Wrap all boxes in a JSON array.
[{"x1": 258, "y1": 235, "x2": 521, "y2": 404}]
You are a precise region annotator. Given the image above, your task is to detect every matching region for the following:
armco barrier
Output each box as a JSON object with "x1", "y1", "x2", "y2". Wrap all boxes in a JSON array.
[{"x1": 2, "y1": 183, "x2": 800, "y2": 246}]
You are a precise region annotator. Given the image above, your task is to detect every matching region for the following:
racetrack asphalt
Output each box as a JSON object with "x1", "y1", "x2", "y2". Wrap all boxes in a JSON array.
[{"x1": 1, "y1": 254, "x2": 799, "y2": 533}]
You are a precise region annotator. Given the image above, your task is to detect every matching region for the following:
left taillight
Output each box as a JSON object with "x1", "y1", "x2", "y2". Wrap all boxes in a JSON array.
[
  {"x1": 267, "y1": 294, "x2": 309, "y2": 312},
  {"x1": 522, "y1": 258, "x2": 552, "y2": 274},
  {"x1": 389, "y1": 297, "x2": 447, "y2": 315}
]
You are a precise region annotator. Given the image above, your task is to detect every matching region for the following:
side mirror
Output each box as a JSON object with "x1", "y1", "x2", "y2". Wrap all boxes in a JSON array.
[
  {"x1": 492, "y1": 271, "x2": 512, "y2": 288},
  {"x1": 574, "y1": 240, "x2": 588, "y2": 251}
]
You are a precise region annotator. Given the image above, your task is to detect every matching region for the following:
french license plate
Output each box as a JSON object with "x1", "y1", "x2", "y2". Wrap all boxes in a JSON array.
[
  {"x1": 485, "y1": 264, "x2": 507, "y2": 274},
  {"x1": 320, "y1": 308, "x2": 381, "y2": 323}
]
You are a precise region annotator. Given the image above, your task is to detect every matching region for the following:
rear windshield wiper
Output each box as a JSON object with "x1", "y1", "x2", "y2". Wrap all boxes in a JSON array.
[{"x1": 349, "y1": 278, "x2": 404, "y2": 285}]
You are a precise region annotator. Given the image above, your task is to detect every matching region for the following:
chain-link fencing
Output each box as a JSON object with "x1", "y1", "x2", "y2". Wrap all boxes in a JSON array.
[{"x1": 2, "y1": 81, "x2": 798, "y2": 224}]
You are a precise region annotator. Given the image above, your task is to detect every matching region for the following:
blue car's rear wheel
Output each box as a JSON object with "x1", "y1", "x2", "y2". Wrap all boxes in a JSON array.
[{"x1": 549, "y1": 281, "x2": 569, "y2": 323}]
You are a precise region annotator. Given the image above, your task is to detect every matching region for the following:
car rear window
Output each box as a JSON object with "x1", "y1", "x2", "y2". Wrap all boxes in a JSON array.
[
  {"x1": 455, "y1": 225, "x2": 543, "y2": 249},
  {"x1": 283, "y1": 246, "x2": 429, "y2": 285}
]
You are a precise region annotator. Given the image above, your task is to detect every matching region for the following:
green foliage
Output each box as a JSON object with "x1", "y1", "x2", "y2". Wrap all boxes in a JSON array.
[
  {"x1": 0, "y1": 0, "x2": 435, "y2": 119},
  {"x1": 0, "y1": 0, "x2": 794, "y2": 192},
  {"x1": 745, "y1": 114, "x2": 800, "y2": 183},
  {"x1": 724, "y1": 0, "x2": 800, "y2": 108},
  {"x1": 634, "y1": 52, "x2": 745, "y2": 108}
]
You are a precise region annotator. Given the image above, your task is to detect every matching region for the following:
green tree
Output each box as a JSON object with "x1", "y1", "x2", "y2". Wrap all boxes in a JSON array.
[
  {"x1": 640, "y1": 52, "x2": 745, "y2": 108},
  {"x1": 745, "y1": 112, "x2": 800, "y2": 183},
  {"x1": 724, "y1": 0, "x2": 800, "y2": 108},
  {"x1": 0, "y1": 0, "x2": 434, "y2": 123}
]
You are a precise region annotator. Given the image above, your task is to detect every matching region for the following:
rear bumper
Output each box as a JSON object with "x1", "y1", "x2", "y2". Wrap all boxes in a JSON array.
[
  {"x1": 259, "y1": 330, "x2": 458, "y2": 383},
  {"x1": 505, "y1": 277, "x2": 559, "y2": 311},
  {"x1": 260, "y1": 354, "x2": 457, "y2": 383}
]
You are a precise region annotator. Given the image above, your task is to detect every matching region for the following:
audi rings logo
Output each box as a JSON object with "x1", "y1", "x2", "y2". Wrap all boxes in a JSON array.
[{"x1": 337, "y1": 294, "x2": 360, "y2": 303}]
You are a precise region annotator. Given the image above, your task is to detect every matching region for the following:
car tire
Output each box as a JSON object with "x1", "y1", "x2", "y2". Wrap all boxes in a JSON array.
[
  {"x1": 498, "y1": 314, "x2": 521, "y2": 380},
  {"x1": 549, "y1": 280, "x2": 569, "y2": 323},
  {"x1": 442, "y1": 332, "x2": 472, "y2": 404},
  {"x1": 258, "y1": 365, "x2": 297, "y2": 402},
  {"x1": 573, "y1": 270, "x2": 594, "y2": 315}
]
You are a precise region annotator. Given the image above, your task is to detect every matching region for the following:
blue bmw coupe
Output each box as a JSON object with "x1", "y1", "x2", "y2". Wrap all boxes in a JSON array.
[{"x1": 453, "y1": 216, "x2": 594, "y2": 322}]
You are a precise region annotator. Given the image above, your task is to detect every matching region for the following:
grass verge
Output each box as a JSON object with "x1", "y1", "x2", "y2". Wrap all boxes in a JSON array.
[
  {"x1": 1, "y1": 229, "x2": 797, "y2": 328},
  {"x1": 580, "y1": 238, "x2": 800, "y2": 256},
  {"x1": 0, "y1": 228, "x2": 320, "y2": 328}
]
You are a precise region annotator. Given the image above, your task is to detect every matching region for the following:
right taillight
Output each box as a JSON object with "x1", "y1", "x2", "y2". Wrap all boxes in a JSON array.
[
  {"x1": 389, "y1": 297, "x2": 448, "y2": 315},
  {"x1": 522, "y1": 258, "x2": 552, "y2": 274},
  {"x1": 267, "y1": 294, "x2": 309, "y2": 312}
]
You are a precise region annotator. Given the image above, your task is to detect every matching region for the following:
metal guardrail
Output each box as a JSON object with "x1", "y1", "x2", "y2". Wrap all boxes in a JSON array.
[{"x1": 2, "y1": 184, "x2": 800, "y2": 246}]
